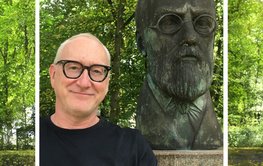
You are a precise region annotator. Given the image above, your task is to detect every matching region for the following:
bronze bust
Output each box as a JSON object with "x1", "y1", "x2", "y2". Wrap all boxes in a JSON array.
[{"x1": 135, "y1": 0, "x2": 223, "y2": 149}]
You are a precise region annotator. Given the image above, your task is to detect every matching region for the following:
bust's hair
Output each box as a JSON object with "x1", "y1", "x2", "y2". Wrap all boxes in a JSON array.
[
  {"x1": 53, "y1": 33, "x2": 111, "y2": 64},
  {"x1": 135, "y1": 0, "x2": 150, "y2": 36}
]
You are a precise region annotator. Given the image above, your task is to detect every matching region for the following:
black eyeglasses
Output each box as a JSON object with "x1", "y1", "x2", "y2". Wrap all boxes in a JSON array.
[
  {"x1": 149, "y1": 13, "x2": 216, "y2": 35},
  {"x1": 56, "y1": 60, "x2": 111, "y2": 82}
]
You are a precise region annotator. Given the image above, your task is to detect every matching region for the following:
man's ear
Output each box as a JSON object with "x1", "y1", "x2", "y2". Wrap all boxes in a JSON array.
[
  {"x1": 136, "y1": 31, "x2": 146, "y2": 56},
  {"x1": 49, "y1": 64, "x2": 56, "y2": 88}
]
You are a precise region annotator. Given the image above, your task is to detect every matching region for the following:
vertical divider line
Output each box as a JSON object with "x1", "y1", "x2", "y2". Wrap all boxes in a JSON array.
[
  {"x1": 35, "y1": 0, "x2": 40, "y2": 165},
  {"x1": 223, "y1": 0, "x2": 228, "y2": 165}
]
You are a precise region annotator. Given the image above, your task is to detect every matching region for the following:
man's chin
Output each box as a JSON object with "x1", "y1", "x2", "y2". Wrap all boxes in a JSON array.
[
  {"x1": 72, "y1": 110, "x2": 95, "y2": 119},
  {"x1": 67, "y1": 104, "x2": 96, "y2": 118}
]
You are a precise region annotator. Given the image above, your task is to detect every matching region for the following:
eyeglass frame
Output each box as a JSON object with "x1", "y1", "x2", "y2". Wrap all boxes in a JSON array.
[
  {"x1": 55, "y1": 60, "x2": 111, "y2": 82},
  {"x1": 149, "y1": 13, "x2": 217, "y2": 35}
]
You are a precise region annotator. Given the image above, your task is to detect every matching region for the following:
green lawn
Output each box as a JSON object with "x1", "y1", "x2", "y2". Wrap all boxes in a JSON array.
[
  {"x1": 0, "y1": 150, "x2": 34, "y2": 166},
  {"x1": 229, "y1": 147, "x2": 263, "y2": 166}
]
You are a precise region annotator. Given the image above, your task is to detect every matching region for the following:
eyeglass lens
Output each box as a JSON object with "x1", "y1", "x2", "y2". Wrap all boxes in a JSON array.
[
  {"x1": 156, "y1": 14, "x2": 216, "y2": 35},
  {"x1": 158, "y1": 14, "x2": 182, "y2": 34}
]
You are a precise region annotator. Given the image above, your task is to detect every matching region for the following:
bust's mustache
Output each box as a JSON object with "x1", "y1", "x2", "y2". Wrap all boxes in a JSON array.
[{"x1": 166, "y1": 45, "x2": 203, "y2": 63}]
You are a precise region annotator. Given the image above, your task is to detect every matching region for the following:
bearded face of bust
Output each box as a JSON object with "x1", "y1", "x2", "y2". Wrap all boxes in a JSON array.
[{"x1": 136, "y1": 0, "x2": 216, "y2": 101}]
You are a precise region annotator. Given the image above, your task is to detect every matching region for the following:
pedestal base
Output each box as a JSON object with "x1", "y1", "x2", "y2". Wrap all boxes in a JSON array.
[{"x1": 154, "y1": 150, "x2": 223, "y2": 166}]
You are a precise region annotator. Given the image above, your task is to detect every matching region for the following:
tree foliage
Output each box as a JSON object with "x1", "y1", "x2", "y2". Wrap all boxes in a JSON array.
[
  {"x1": 40, "y1": 0, "x2": 223, "y2": 127},
  {"x1": 228, "y1": 0, "x2": 263, "y2": 127},
  {"x1": 0, "y1": 0, "x2": 35, "y2": 149}
]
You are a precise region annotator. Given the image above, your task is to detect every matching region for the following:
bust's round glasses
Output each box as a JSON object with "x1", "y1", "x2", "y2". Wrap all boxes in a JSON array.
[
  {"x1": 149, "y1": 13, "x2": 216, "y2": 35},
  {"x1": 56, "y1": 60, "x2": 111, "y2": 82}
]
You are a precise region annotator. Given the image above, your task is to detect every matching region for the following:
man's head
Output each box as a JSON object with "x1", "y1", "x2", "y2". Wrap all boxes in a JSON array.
[
  {"x1": 49, "y1": 33, "x2": 111, "y2": 119},
  {"x1": 136, "y1": 0, "x2": 216, "y2": 101}
]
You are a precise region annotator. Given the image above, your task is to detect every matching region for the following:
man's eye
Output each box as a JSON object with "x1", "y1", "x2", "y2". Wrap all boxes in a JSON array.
[
  {"x1": 66, "y1": 64, "x2": 81, "y2": 71},
  {"x1": 69, "y1": 66, "x2": 79, "y2": 70},
  {"x1": 91, "y1": 69, "x2": 103, "y2": 75}
]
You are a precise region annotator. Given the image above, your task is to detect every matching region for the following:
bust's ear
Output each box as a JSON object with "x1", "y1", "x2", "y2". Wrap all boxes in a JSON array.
[{"x1": 136, "y1": 31, "x2": 146, "y2": 56}]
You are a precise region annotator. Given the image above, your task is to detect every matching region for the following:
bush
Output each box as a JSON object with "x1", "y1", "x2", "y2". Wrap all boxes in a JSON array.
[
  {"x1": 0, "y1": 150, "x2": 34, "y2": 166},
  {"x1": 229, "y1": 123, "x2": 263, "y2": 147}
]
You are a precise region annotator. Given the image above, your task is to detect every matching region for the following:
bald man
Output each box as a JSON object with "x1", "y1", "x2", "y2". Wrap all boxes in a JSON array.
[{"x1": 40, "y1": 33, "x2": 157, "y2": 166}]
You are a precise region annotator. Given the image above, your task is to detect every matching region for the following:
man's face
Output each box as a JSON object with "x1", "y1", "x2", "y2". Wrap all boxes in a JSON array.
[
  {"x1": 49, "y1": 37, "x2": 110, "y2": 118},
  {"x1": 141, "y1": 0, "x2": 216, "y2": 101}
]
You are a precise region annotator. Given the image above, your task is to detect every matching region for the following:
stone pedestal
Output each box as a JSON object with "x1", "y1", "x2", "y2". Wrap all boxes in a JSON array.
[{"x1": 154, "y1": 150, "x2": 223, "y2": 166}]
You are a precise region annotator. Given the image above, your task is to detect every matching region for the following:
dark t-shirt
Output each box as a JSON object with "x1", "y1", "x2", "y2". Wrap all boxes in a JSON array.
[{"x1": 40, "y1": 117, "x2": 157, "y2": 166}]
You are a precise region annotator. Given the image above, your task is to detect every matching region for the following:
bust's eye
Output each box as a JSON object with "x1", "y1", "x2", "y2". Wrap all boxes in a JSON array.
[
  {"x1": 158, "y1": 14, "x2": 182, "y2": 34},
  {"x1": 194, "y1": 15, "x2": 216, "y2": 34}
]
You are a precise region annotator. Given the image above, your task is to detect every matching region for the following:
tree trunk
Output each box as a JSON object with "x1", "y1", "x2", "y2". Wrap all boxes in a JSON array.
[{"x1": 109, "y1": 1, "x2": 125, "y2": 123}]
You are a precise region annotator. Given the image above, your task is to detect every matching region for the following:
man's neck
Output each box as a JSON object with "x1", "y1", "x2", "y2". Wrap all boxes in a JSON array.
[{"x1": 50, "y1": 112, "x2": 100, "y2": 129}]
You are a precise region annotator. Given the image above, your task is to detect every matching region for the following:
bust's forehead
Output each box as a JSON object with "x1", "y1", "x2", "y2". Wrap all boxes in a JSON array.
[
  {"x1": 157, "y1": 2, "x2": 215, "y2": 15},
  {"x1": 146, "y1": 0, "x2": 215, "y2": 7},
  {"x1": 143, "y1": 0, "x2": 215, "y2": 16}
]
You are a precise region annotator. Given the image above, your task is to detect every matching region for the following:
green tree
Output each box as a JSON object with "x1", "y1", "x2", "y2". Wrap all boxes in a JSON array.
[
  {"x1": 0, "y1": 0, "x2": 35, "y2": 149},
  {"x1": 229, "y1": 0, "x2": 263, "y2": 127},
  {"x1": 228, "y1": 0, "x2": 263, "y2": 148},
  {"x1": 40, "y1": 0, "x2": 223, "y2": 127}
]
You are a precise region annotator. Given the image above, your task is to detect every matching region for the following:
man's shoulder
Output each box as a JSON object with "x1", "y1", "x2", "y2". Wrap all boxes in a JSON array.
[
  {"x1": 101, "y1": 118, "x2": 144, "y2": 141},
  {"x1": 40, "y1": 116, "x2": 55, "y2": 134},
  {"x1": 103, "y1": 119, "x2": 157, "y2": 165},
  {"x1": 40, "y1": 116, "x2": 50, "y2": 126}
]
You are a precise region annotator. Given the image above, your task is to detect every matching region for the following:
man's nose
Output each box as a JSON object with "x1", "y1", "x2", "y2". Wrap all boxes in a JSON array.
[{"x1": 76, "y1": 69, "x2": 92, "y2": 87}]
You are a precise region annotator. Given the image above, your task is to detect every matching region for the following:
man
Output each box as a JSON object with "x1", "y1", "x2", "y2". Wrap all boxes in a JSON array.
[
  {"x1": 135, "y1": 0, "x2": 223, "y2": 149},
  {"x1": 40, "y1": 33, "x2": 157, "y2": 166}
]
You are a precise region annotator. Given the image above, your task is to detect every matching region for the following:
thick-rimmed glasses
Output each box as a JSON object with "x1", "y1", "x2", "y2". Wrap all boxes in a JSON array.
[
  {"x1": 149, "y1": 13, "x2": 216, "y2": 35},
  {"x1": 56, "y1": 60, "x2": 111, "y2": 82}
]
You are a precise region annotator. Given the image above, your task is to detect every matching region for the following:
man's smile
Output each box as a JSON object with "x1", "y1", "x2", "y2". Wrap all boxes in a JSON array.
[{"x1": 70, "y1": 90, "x2": 95, "y2": 96}]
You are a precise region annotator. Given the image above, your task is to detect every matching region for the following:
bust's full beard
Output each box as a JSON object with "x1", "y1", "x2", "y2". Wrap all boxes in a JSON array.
[
  {"x1": 164, "y1": 61, "x2": 212, "y2": 101},
  {"x1": 151, "y1": 46, "x2": 213, "y2": 101},
  {"x1": 149, "y1": 45, "x2": 213, "y2": 101}
]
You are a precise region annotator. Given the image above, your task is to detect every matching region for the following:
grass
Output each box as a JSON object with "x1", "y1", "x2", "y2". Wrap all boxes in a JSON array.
[
  {"x1": 0, "y1": 150, "x2": 34, "y2": 155},
  {"x1": 229, "y1": 147, "x2": 263, "y2": 166},
  {"x1": 0, "y1": 150, "x2": 35, "y2": 166}
]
